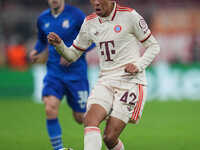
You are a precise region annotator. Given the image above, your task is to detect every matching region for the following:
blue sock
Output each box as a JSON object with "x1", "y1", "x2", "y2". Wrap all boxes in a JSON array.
[{"x1": 46, "y1": 118, "x2": 63, "y2": 150}]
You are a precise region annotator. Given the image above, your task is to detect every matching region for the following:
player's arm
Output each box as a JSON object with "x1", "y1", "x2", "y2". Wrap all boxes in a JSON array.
[
  {"x1": 130, "y1": 11, "x2": 160, "y2": 73},
  {"x1": 30, "y1": 17, "x2": 48, "y2": 63},
  {"x1": 47, "y1": 32, "x2": 84, "y2": 63},
  {"x1": 48, "y1": 19, "x2": 92, "y2": 63},
  {"x1": 29, "y1": 49, "x2": 39, "y2": 63},
  {"x1": 136, "y1": 34, "x2": 160, "y2": 72}
]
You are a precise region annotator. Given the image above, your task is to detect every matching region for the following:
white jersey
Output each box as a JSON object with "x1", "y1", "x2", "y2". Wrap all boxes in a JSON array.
[{"x1": 73, "y1": 2, "x2": 157, "y2": 85}]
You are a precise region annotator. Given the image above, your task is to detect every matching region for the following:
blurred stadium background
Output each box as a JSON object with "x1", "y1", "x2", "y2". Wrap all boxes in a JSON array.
[{"x1": 0, "y1": 0, "x2": 200, "y2": 150}]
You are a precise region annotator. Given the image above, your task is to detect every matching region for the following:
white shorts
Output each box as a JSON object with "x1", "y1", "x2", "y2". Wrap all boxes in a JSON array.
[{"x1": 87, "y1": 79, "x2": 147, "y2": 124}]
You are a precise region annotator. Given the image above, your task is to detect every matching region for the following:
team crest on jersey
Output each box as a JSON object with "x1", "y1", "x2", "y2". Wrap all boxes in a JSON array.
[
  {"x1": 44, "y1": 22, "x2": 50, "y2": 28},
  {"x1": 114, "y1": 25, "x2": 122, "y2": 33},
  {"x1": 62, "y1": 20, "x2": 69, "y2": 28}
]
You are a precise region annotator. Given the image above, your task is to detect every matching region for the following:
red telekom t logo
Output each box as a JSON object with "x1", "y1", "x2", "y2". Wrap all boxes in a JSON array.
[{"x1": 100, "y1": 40, "x2": 116, "y2": 61}]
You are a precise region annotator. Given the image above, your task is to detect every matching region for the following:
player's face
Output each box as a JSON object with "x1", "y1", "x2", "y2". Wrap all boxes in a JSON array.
[
  {"x1": 90, "y1": 0, "x2": 114, "y2": 17},
  {"x1": 48, "y1": 0, "x2": 64, "y2": 10}
]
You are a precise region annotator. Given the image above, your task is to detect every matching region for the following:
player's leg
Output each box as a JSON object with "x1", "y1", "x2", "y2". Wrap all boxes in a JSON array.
[
  {"x1": 42, "y1": 75, "x2": 65, "y2": 150},
  {"x1": 84, "y1": 104, "x2": 107, "y2": 150},
  {"x1": 64, "y1": 79, "x2": 90, "y2": 124},
  {"x1": 83, "y1": 82, "x2": 113, "y2": 150},
  {"x1": 103, "y1": 116, "x2": 126, "y2": 150},
  {"x1": 66, "y1": 88, "x2": 107, "y2": 150},
  {"x1": 72, "y1": 111, "x2": 84, "y2": 124},
  {"x1": 104, "y1": 83, "x2": 147, "y2": 149},
  {"x1": 44, "y1": 96, "x2": 60, "y2": 119}
]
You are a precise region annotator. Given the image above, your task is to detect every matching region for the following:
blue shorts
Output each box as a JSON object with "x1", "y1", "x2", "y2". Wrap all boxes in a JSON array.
[{"x1": 42, "y1": 75, "x2": 89, "y2": 113}]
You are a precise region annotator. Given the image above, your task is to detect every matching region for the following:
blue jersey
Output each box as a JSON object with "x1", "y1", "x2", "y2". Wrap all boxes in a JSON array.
[{"x1": 34, "y1": 5, "x2": 91, "y2": 81}]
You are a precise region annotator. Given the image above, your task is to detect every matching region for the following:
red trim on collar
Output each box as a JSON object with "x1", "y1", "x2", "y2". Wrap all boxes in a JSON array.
[
  {"x1": 111, "y1": 4, "x2": 117, "y2": 21},
  {"x1": 72, "y1": 44, "x2": 85, "y2": 51},
  {"x1": 98, "y1": 18, "x2": 102, "y2": 24}
]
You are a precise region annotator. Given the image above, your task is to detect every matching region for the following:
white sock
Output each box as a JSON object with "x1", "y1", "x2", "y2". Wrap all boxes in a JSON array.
[
  {"x1": 84, "y1": 126, "x2": 102, "y2": 150},
  {"x1": 107, "y1": 139, "x2": 125, "y2": 150}
]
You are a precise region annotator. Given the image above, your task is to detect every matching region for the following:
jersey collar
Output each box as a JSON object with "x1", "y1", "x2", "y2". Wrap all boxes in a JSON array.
[
  {"x1": 98, "y1": 2, "x2": 117, "y2": 23},
  {"x1": 51, "y1": 5, "x2": 68, "y2": 18}
]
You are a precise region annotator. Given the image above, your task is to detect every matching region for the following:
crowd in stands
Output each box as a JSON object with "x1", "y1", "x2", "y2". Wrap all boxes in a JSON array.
[{"x1": 0, "y1": 0, "x2": 199, "y2": 70}]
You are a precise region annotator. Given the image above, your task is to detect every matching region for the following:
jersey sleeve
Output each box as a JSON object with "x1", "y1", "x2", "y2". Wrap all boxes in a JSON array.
[
  {"x1": 129, "y1": 11, "x2": 160, "y2": 72},
  {"x1": 73, "y1": 19, "x2": 93, "y2": 51},
  {"x1": 130, "y1": 11, "x2": 151, "y2": 43},
  {"x1": 34, "y1": 17, "x2": 47, "y2": 53}
]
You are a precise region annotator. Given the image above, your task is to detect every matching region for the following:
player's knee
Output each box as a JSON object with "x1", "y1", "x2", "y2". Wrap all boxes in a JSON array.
[
  {"x1": 83, "y1": 114, "x2": 99, "y2": 127},
  {"x1": 45, "y1": 104, "x2": 58, "y2": 118},
  {"x1": 73, "y1": 112, "x2": 84, "y2": 124},
  {"x1": 43, "y1": 96, "x2": 59, "y2": 118},
  {"x1": 83, "y1": 115, "x2": 93, "y2": 126},
  {"x1": 83, "y1": 104, "x2": 107, "y2": 127},
  {"x1": 75, "y1": 117, "x2": 83, "y2": 124},
  {"x1": 45, "y1": 105, "x2": 58, "y2": 117},
  {"x1": 103, "y1": 133, "x2": 117, "y2": 147}
]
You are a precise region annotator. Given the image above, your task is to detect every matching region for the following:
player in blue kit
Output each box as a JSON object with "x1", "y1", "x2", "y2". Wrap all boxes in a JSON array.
[{"x1": 29, "y1": 0, "x2": 94, "y2": 150}]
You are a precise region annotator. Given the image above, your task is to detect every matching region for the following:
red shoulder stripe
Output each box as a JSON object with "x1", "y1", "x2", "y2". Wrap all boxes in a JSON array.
[
  {"x1": 86, "y1": 13, "x2": 97, "y2": 21},
  {"x1": 117, "y1": 5, "x2": 134, "y2": 12},
  {"x1": 117, "y1": 5, "x2": 130, "y2": 9},
  {"x1": 116, "y1": 8, "x2": 134, "y2": 12}
]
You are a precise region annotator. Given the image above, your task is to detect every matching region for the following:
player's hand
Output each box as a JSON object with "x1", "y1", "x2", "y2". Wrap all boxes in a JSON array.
[
  {"x1": 124, "y1": 63, "x2": 139, "y2": 74},
  {"x1": 47, "y1": 32, "x2": 62, "y2": 46},
  {"x1": 29, "y1": 50, "x2": 40, "y2": 63}
]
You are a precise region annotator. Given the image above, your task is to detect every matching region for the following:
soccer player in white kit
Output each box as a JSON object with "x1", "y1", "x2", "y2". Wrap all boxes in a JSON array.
[{"x1": 48, "y1": 0, "x2": 160, "y2": 150}]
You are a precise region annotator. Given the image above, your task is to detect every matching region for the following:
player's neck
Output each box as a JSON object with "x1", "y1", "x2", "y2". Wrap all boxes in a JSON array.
[
  {"x1": 104, "y1": 2, "x2": 115, "y2": 17},
  {"x1": 51, "y1": 4, "x2": 65, "y2": 15}
]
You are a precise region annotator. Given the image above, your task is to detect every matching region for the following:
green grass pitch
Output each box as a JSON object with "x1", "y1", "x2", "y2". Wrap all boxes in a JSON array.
[{"x1": 0, "y1": 98, "x2": 200, "y2": 150}]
